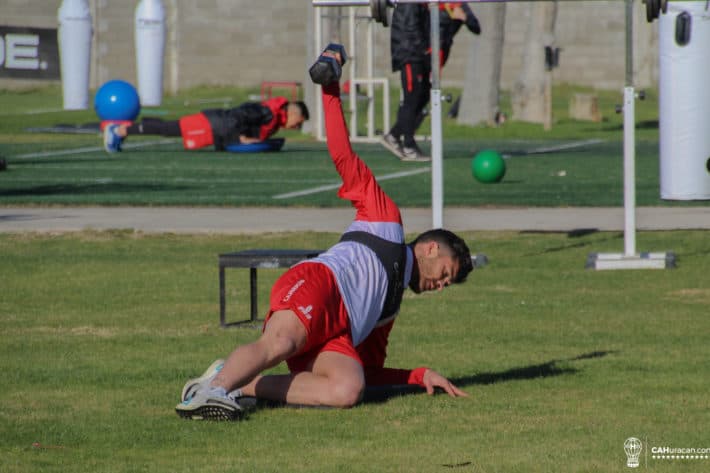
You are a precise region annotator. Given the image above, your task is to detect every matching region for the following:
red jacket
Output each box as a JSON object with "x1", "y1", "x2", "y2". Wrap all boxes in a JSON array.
[
  {"x1": 178, "y1": 96, "x2": 289, "y2": 150},
  {"x1": 259, "y1": 96, "x2": 289, "y2": 141}
]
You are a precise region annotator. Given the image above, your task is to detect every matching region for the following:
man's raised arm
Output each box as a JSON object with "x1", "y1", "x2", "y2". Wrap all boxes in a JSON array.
[{"x1": 313, "y1": 46, "x2": 399, "y2": 222}]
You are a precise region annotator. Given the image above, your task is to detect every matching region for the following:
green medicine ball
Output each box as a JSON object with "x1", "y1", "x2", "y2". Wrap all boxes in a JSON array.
[{"x1": 471, "y1": 149, "x2": 506, "y2": 183}]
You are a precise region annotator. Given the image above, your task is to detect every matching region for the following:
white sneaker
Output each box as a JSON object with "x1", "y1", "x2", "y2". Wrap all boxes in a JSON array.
[
  {"x1": 399, "y1": 145, "x2": 431, "y2": 162},
  {"x1": 103, "y1": 124, "x2": 124, "y2": 153},
  {"x1": 175, "y1": 385, "x2": 244, "y2": 421},
  {"x1": 380, "y1": 133, "x2": 403, "y2": 157},
  {"x1": 180, "y1": 359, "x2": 224, "y2": 403}
]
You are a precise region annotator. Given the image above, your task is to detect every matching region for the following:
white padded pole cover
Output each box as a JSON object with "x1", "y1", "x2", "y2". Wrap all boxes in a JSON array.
[
  {"x1": 135, "y1": 0, "x2": 166, "y2": 106},
  {"x1": 57, "y1": 0, "x2": 92, "y2": 110},
  {"x1": 659, "y1": 1, "x2": 710, "y2": 200}
]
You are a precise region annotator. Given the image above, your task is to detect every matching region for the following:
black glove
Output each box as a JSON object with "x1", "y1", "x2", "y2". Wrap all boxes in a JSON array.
[{"x1": 462, "y1": 4, "x2": 481, "y2": 35}]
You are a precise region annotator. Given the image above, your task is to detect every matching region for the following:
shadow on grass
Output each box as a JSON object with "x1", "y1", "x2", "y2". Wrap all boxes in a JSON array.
[
  {"x1": 237, "y1": 352, "x2": 617, "y2": 412},
  {"x1": 0, "y1": 183, "x2": 192, "y2": 197},
  {"x1": 520, "y1": 228, "x2": 600, "y2": 238},
  {"x1": 8, "y1": 157, "x2": 110, "y2": 166},
  {"x1": 601, "y1": 120, "x2": 658, "y2": 132},
  {"x1": 518, "y1": 230, "x2": 623, "y2": 256},
  {"x1": 361, "y1": 350, "x2": 616, "y2": 404}
]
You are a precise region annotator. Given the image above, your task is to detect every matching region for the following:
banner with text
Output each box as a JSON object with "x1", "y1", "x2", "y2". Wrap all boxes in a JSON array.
[{"x1": 0, "y1": 26, "x2": 60, "y2": 80}]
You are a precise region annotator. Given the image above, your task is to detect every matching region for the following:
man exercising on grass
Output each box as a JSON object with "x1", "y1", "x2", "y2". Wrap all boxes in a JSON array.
[
  {"x1": 103, "y1": 96, "x2": 309, "y2": 153},
  {"x1": 176, "y1": 45, "x2": 474, "y2": 421}
]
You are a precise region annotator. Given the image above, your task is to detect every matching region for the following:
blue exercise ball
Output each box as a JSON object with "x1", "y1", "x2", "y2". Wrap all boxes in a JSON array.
[{"x1": 94, "y1": 80, "x2": 141, "y2": 121}]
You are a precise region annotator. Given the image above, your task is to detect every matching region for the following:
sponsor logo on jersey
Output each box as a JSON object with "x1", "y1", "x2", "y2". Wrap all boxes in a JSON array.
[
  {"x1": 283, "y1": 278, "x2": 306, "y2": 302},
  {"x1": 298, "y1": 305, "x2": 313, "y2": 320}
]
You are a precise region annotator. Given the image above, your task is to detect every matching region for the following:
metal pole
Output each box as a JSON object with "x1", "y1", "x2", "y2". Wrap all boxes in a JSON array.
[
  {"x1": 314, "y1": 6, "x2": 325, "y2": 141},
  {"x1": 623, "y1": 0, "x2": 636, "y2": 256},
  {"x1": 367, "y1": 17, "x2": 376, "y2": 138},
  {"x1": 349, "y1": 7, "x2": 358, "y2": 138},
  {"x1": 430, "y1": 2, "x2": 443, "y2": 229},
  {"x1": 168, "y1": 0, "x2": 179, "y2": 96}
]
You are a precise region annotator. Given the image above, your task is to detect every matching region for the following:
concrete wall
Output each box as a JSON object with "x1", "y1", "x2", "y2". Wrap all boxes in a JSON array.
[{"x1": 0, "y1": 0, "x2": 658, "y2": 92}]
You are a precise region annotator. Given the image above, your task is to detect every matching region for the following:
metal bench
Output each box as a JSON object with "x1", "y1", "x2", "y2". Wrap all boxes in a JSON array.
[{"x1": 218, "y1": 249, "x2": 322, "y2": 327}]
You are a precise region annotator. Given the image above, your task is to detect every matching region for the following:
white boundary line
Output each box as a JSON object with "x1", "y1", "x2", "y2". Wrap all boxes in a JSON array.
[
  {"x1": 273, "y1": 167, "x2": 431, "y2": 200},
  {"x1": 0, "y1": 108, "x2": 66, "y2": 116},
  {"x1": 14, "y1": 139, "x2": 178, "y2": 160},
  {"x1": 502, "y1": 139, "x2": 604, "y2": 158}
]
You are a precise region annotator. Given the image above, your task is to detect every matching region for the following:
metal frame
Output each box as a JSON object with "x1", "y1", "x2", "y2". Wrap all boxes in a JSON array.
[
  {"x1": 313, "y1": 6, "x2": 391, "y2": 143},
  {"x1": 218, "y1": 249, "x2": 323, "y2": 327},
  {"x1": 351, "y1": 77, "x2": 391, "y2": 139}
]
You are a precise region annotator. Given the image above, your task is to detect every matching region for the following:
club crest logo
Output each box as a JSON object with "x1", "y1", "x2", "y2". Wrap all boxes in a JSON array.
[{"x1": 624, "y1": 437, "x2": 642, "y2": 468}]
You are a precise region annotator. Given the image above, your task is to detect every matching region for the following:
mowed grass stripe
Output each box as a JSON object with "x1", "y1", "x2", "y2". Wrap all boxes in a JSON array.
[
  {"x1": 8, "y1": 177, "x2": 336, "y2": 185},
  {"x1": 14, "y1": 139, "x2": 179, "y2": 159}
]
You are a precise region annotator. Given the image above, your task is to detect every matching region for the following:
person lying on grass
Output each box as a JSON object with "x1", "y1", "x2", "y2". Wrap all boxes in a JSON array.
[
  {"x1": 176, "y1": 46, "x2": 473, "y2": 421},
  {"x1": 103, "y1": 96, "x2": 308, "y2": 153}
]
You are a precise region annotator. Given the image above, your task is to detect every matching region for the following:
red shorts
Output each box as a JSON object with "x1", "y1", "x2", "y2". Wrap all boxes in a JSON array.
[
  {"x1": 266, "y1": 262, "x2": 360, "y2": 372},
  {"x1": 178, "y1": 113, "x2": 214, "y2": 150}
]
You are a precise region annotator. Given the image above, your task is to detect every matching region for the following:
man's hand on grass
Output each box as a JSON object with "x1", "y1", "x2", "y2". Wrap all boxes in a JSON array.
[{"x1": 422, "y1": 369, "x2": 469, "y2": 398}]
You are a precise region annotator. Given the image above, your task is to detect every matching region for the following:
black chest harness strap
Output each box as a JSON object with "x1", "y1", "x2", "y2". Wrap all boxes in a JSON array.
[{"x1": 339, "y1": 231, "x2": 408, "y2": 323}]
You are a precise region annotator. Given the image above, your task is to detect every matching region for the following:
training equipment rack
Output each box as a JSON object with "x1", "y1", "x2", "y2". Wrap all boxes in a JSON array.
[
  {"x1": 312, "y1": 6, "x2": 391, "y2": 144},
  {"x1": 586, "y1": 0, "x2": 675, "y2": 270}
]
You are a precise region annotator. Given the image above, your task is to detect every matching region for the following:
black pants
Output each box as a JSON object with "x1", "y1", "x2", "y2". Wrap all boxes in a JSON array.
[
  {"x1": 389, "y1": 62, "x2": 431, "y2": 147},
  {"x1": 126, "y1": 117, "x2": 181, "y2": 137}
]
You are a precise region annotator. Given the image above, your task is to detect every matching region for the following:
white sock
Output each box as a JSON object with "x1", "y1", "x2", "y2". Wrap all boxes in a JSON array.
[{"x1": 208, "y1": 385, "x2": 228, "y2": 398}]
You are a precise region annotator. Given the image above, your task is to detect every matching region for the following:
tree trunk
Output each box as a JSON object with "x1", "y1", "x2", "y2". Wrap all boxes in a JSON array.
[
  {"x1": 457, "y1": 5, "x2": 506, "y2": 127},
  {"x1": 511, "y1": 2, "x2": 557, "y2": 128}
]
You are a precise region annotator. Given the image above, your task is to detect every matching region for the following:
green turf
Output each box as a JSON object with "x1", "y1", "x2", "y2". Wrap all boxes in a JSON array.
[
  {"x1": 1, "y1": 85, "x2": 706, "y2": 208},
  {"x1": 1, "y1": 229, "x2": 708, "y2": 472}
]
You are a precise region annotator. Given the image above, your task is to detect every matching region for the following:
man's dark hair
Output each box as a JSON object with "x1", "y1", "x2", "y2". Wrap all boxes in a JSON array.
[
  {"x1": 293, "y1": 101, "x2": 310, "y2": 121},
  {"x1": 410, "y1": 229, "x2": 474, "y2": 283}
]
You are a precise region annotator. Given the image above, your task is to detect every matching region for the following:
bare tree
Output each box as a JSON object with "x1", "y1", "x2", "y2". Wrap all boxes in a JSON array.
[
  {"x1": 457, "y1": 4, "x2": 506, "y2": 127},
  {"x1": 511, "y1": 1, "x2": 558, "y2": 128}
]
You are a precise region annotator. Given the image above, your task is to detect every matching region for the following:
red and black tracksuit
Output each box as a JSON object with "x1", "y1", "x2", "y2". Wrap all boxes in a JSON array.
[
  {"x1": 389, "y1": 4, "x2": 431, "y2": 148},
  {"x1": 388, "y1": 3, "x2": 480, "y2": 146}
]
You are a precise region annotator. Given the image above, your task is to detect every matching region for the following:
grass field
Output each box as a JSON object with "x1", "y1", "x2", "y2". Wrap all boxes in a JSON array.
[
  {"x1": 1, "y1": 229, "x2": 708, "y2": 472},
  {"x1": 1, "y1": 85, "x2": 706, "y2": 208},
  {"x1": 0, "y1": 85, "x2": 708, "y2": 472}
]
